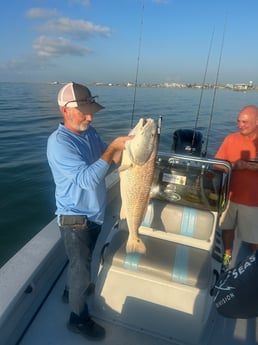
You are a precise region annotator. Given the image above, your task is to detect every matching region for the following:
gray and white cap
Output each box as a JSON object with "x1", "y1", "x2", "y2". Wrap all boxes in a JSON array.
[{"x1": 58, "y1": 82, "x2": 104, "y2": 114}]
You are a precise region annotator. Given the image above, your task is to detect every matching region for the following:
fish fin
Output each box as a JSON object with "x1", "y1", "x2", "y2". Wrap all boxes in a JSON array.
[
  {"x1": 120, "y1": 206, "x2": 126, "y2": 220},
  {"x1": 119, "y1": 164, "x2": 132, "y2": 172},
  {"x1": 126, "y1": 236, "x2": 146, "y2": 254}
]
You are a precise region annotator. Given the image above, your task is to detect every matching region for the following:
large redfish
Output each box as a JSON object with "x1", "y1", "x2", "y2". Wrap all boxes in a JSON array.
[{"x1": 119, "y1": 118, "x2": 158, "y2": 254}]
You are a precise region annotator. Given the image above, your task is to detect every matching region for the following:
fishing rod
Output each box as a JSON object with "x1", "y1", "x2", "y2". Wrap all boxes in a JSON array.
[
  {"x1": 191, "y1": 28, "x2": 215, "y2": 155},
  {"x1": 130, "y1": 1, "x2": 145, "y2": 128},
  {"x1": 129, "y1": 2, "x2": 162, "y2": 152},
  {"x1": 203, "y1": 18, "x2": 227, "y2": 156}
]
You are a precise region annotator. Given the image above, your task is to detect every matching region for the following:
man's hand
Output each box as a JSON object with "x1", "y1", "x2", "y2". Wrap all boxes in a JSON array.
[{"x1": 101, "y1": 136, "x2": 134, "y2": 164}]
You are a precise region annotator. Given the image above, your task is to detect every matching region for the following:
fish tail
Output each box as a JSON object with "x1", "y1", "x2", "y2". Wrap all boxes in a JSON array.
[{"x1": 126, "y1": 236, "x2": 146, "y2": 254}]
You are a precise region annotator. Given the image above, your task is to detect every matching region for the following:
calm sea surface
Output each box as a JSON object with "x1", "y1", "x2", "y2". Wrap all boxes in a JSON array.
[{"x1": 1, "y1": 82, "x2": 258, "y2": 267}]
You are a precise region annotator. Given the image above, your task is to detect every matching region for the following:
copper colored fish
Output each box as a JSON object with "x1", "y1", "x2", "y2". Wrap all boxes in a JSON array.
[{"x1": 119, "y1": 118, "x2": 158, "y2": 254}]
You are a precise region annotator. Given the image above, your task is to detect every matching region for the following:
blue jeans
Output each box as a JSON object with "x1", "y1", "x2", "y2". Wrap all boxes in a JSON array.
[{"x1": 60, "y1": 219, "x2": 101, "y2": 316}]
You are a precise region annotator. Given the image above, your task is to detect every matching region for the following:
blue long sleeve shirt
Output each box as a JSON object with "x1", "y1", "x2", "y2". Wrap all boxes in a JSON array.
[{"x1": 47, "y1": 124, "x2": 110, "y2": 224}]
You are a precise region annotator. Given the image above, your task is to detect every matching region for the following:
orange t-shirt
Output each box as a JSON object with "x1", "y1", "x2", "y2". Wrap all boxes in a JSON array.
[{"x1": 215, "y1": 132, "x2": 258, "y2": 206}]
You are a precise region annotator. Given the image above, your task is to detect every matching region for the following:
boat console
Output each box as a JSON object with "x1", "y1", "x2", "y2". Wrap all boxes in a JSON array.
[{"x1": 151, "y1": 152, "x2": 230, "y2": 212}]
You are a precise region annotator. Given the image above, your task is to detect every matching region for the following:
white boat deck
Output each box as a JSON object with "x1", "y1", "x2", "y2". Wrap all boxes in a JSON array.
[
  {"x1": 17, "y1": 238, "x2": 258, "y2": 345},
  {"x1": 18, "y1": 267, "x2": 172, "y2": 345},
  {"x1": 15, "y1": 231, "x2": 258, "y2": 345}
]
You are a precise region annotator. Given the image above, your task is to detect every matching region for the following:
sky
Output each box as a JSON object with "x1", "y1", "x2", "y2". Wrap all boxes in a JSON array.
[{"x1": 1, "y1": 0, "x2": 258, "y2": 85}]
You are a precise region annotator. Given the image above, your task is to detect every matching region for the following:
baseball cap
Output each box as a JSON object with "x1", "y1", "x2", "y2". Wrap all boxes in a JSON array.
[{"x1": 58, "y1": 82, "x2": 104, "y2": 114}]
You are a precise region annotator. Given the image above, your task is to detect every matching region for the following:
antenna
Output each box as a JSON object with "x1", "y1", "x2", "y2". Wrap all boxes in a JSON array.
[
  {"x1": 130, "y1": 1, "x2": 145, "y2": 128},
  {"x1": 191, "y1": 28, "x2": 215, "y2": 155},
  {"x1": 204, "y1": 17, "x2": 227, "y2": 156}
]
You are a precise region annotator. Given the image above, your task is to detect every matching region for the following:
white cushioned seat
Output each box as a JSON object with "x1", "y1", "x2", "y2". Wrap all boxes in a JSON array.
[
  {"x1": 104, "y1": 230, "x2": 211, "y2": 289},
  {"x1": 142, "y1": 200, "x2": 214, "y2": 241}
]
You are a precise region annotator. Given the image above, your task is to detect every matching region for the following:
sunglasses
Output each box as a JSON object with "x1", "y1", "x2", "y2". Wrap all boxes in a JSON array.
[{"x1": 64, "y1": 96, "x2": 98, "y2": 107}]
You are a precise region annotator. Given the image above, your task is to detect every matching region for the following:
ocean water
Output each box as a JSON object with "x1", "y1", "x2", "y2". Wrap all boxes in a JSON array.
[{"x1": 1, "y1": 82, "x2": 257, "y2": 267}]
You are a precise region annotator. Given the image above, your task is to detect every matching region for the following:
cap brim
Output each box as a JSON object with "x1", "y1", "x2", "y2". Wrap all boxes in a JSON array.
[{"x1": 77, "y1": 102, "x2": 104, "y2": 114}]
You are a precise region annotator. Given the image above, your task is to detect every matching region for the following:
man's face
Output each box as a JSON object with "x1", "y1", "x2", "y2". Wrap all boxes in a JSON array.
[
  {"x1": 64, "y1": 107, "x2": 93, "y2": 133},
  {"x1": 237, "y1": 112, "x2": 258, "y2": 138}
]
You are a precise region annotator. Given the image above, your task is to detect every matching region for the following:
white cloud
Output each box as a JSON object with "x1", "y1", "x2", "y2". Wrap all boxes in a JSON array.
[
  {"x1": 39, "y1": 17, "x2": 111, "y2": 40},
  {"x1": 26, "y1": 8, "x2": 59, "y2": 18},
  {"x1": 1, "y1": 5, "x2": 109, "y2": 77},
  {"x1": 33, "y1": 36, "x2": 92, "y2": 56},
  {"x1": 0, "y1": 54, "x2": 55, "y2": 73}
]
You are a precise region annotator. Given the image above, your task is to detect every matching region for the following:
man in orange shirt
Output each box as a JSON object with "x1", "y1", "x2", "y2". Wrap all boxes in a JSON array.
[{"x1": 215, "y1": 105, "x2": 258, "y2": 271}]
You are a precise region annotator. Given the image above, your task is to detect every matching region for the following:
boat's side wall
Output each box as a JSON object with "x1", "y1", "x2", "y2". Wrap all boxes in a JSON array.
[
  {"x1": 0, "y1": 169, "x2": 120, "y2": 345},
  {"x1": 0, "y1": 219, "x2": 67, "y2": 345}
]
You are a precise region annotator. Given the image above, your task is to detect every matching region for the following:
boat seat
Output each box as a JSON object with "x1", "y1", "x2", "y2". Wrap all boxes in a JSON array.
[
  {"x1": 141, "y1": 199, "x2": 215, "y2": 241},
  {"x1": 104, "y1": 230, "x2": 211, "y2": 289}
]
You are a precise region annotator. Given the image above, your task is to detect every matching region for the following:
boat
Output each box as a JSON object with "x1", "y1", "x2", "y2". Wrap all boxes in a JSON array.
[{"x1": 0, "y1": 124, "x2": 257, "y2": 345}]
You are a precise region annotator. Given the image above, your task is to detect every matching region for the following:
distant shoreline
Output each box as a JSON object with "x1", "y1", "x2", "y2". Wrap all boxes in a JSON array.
[
  {"x1": 2, "y1": 81, "x2": 256, "y2": 91},
  {"x1": 48, "y1": 81, "x2": 258, "y2": 91}
]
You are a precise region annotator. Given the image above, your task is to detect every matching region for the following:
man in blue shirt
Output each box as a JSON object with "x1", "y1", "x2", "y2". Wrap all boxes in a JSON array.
[{"x1": 47, "y1": 82, "x2": 132, "y2": 340}]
